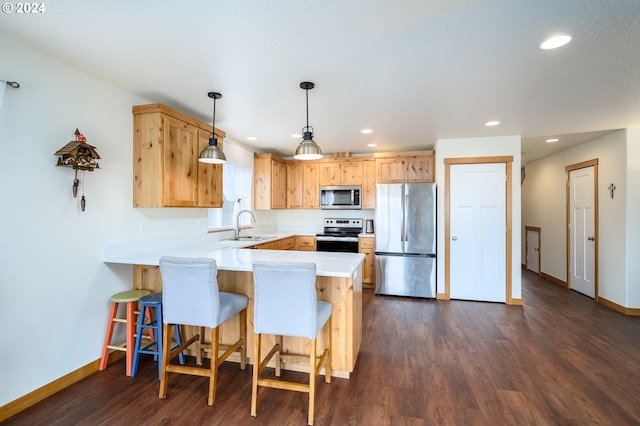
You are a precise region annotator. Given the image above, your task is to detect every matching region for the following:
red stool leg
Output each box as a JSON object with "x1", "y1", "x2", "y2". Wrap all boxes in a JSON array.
[
  {"x1": 125, "y1": 301, "x2": 135, "y2": 376},
  {"x1": 99, "y1": 302, "x2": 119, "y2": 370}
]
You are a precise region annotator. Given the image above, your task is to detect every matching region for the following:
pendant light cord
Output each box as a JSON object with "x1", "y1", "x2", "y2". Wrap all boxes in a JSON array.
[
  {"x1": 306, "y1": 87, "x2": 309, "y2": 129},
  {"x1": 211, "y1": 97, "x2": 216, "y2": 139}
]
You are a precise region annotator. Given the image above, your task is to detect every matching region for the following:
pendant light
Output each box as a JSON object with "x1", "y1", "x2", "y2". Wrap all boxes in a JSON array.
[
  {"x1": 199, "y1": 91, "x2": 226, "y2": 164},
  {"x1": 294, "y1": 81, "x2": 323, "y2": 160}
]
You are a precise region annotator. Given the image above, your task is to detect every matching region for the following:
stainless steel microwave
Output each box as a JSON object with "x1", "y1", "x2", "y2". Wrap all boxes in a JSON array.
[{"x1": 320, "y1": 185, "x2": 362, "y2": 210}]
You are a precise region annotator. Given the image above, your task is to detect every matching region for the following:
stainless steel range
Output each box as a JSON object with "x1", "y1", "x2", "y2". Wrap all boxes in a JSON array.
[{"x1": 315, "y1": 218, "x2": 362, "y2": 253}]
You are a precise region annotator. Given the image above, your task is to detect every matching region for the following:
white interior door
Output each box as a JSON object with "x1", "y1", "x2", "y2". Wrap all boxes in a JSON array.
[
  {"x1": 569, "y1": 166, "x2": 595, "y2": 298},
  {"x1": 526, "y1": 229, "x2": 540, "y2": 274},
  {"x1": 449, "y1": 163, "x2": 506, "y2": 302}
]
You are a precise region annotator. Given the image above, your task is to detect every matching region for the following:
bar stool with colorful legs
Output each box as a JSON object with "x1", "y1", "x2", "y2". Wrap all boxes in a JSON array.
[
  {"x1": 132, "y1": 292, "x2": 185, "y2": 379},
  {"x1": 99, "y1": 289, "x2": 151, "y2": 376}
]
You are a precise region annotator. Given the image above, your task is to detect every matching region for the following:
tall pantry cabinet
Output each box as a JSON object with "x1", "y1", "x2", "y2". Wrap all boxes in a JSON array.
[{"x1": 132, "y1": 104, "x2": 224, "y2": 208}]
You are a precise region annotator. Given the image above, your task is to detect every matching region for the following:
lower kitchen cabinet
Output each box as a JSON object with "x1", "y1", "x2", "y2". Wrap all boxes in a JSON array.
[
  {"x1": 359, "y1": 236, "x2": 374, "y2": 288},
  {"x1": 296, "y1": 235, "x2": 316, "y2": 251},
  {"x1": 253, "y1": 236, "x2": 296, "y2": 250}
]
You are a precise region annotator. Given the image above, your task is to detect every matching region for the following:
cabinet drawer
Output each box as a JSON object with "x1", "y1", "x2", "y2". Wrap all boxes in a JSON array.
[
  {"x1": 359, "y1": 237, "x2": 374, "y2": 249},
  {"x1": 297, "y1": 236, "x2": 316, "y2": 250}
]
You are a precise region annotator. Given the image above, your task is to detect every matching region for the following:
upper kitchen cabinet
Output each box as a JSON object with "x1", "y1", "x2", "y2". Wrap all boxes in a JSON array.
[
  {"x1": 362, "y1": 160, "x2": 376, "y2": 209},
  {"x1": 287, "y1": 161, "x2": 320, "y2": 209},
  {"x1": 303, "y1": 163, "x2": 320, "y2": 208},
  {"x1": 375, "y1": 150, "x2": 435, "y2": 183},
  {"x1": 132, "y1": 103, "x2": 224, "y2": 208},
  {"x1": 254, "y1": 153, "x2": 287, "y2": 209},
  {"x1": 319, "y1": 161, "x2": 363, "y2": 186},
  {"x1": 286, "y1": 162, "x2": 303, "y2": 209}
]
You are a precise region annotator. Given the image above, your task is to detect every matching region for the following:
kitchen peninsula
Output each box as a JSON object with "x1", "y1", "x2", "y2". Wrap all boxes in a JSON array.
[{"x1": 103, "y1": 235, "x2": 364, "y2": 378}]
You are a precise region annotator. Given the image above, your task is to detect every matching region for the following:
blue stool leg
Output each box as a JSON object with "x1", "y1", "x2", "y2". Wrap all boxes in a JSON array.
[
  {"x1": 131, "y1": 303, "x2": 147, "y2": 377},
  {"x1": 149, "y1": 305, "x2": 159, "y2": 362},
  {"x1": 174, "y1": 324, "x2": 185, "y2": 365}
]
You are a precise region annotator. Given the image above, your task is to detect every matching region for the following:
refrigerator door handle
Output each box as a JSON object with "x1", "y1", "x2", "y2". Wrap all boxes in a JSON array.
[{"x1": 402, "y1": 186, "x2": 408, "y2": 242}]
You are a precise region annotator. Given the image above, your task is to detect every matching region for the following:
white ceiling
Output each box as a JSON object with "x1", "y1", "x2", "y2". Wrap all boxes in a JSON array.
[{"x1": 2, "y1": 1, "x2": 639, "y2": 163}]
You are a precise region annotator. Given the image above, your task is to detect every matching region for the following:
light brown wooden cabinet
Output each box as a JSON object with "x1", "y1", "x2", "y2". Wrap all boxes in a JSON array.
[
  {"x1": 286, "y1": 162, "x2": 303, "y2": 209},
  {"x1": 286, "y1": 161, "x2": 320, "y2": 209},
  {"x1": 280, "y1": 236, "x2": 296, "y2": 250},
  {"x1": 296, "y1": 235, "x2": 316, "y2": 251},
  {"x1": 359, "y1": 236, "x2": 374, "y2": 288},
  {"x1": 132, "y1": 103, "x2": 224, "y2": 208},
  {"x1": 252, "y1": 236, "x2": 296, "y2": 250},
  {"x1": 254, "y1": 153, "x2": 287, "y2": 209},
  {"x1": 257, "y1": 151, "x2": 434, "y2": 210},
  {"x1": 362, "y1": 160, "x2": 376, "y2": 209},
  {"x1": 302, "y1": 163, "x2": 320, "y2": 208},
  {"x1": 375, "y1": 150, "x2": 435, "y2": 183},
  {"x1": 319, "y1": 161, "x2": 363, "y2": 186}
]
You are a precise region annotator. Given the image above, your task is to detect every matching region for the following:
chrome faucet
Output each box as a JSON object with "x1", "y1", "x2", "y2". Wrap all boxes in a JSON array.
[{"x1": 234, "y1": 209, "x2": 256, "y2": 239}]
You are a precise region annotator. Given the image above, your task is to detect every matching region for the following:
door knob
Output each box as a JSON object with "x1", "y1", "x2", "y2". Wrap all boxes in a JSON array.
[
  {"x1": 588, "y1": 236, "x2": 595, "y2": 241},
  {"x1": 451, "y1": 236, "x2": 457, "y2": 241}
]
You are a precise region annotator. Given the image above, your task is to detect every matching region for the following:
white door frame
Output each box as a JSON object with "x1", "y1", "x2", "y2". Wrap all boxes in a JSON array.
[
  {"x1": 444, "y1": 156, "x2": 515, "y2": 304},
  {"x1": 565, "y1": 159, "x2": 599, "y2": 300}
]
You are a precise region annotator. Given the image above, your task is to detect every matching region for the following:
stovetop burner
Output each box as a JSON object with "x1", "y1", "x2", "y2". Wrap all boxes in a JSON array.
[{"x1": 316, "y1": 218, "x2": 363, "y2": 240}]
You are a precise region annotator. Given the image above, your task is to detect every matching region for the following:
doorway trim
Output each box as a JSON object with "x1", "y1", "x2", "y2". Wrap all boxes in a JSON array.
[
  {"x1": 525, "y1": 226, "x2": 541, "y2": 275},
  {"x1": 565, "y1": 159, "x2": 599, "y2": 301},
  {"x1": 443, "y1": 156, "x2": 516, "y2": 304}
]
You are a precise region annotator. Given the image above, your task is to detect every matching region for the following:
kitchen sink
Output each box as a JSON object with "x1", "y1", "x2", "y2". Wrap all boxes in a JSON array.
[{"x1": 225, "y1": 235, "x2": 273, "y2": 242}]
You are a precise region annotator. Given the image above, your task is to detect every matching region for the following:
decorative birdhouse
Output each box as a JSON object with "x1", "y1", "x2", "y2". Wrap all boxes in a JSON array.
[{"x1": 54, "y1": 129, "x2": 101, "y2": 171}]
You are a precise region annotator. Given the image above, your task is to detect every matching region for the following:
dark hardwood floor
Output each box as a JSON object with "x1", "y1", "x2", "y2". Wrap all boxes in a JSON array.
[{"x1": 4, "y1": 271, "x2": 640, "y2": 425}]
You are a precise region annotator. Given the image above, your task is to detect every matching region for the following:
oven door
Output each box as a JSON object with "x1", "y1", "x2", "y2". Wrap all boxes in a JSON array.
[{"x1": 316, "y1": 236, "x2": 359, "y2": 253}]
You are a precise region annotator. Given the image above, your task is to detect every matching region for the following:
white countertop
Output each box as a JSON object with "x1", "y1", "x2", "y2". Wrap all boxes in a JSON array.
[{"x1": 103, "y1": 233, "x2": 364, "y2": 278}]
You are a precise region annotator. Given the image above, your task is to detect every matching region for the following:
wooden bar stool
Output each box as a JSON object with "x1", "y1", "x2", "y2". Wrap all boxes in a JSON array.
[
  {"x1": 132, "y1": 292, "x2": 185, "y2": 379},
  {"x1": 158, "y1": 256, "x2": 248, "y2": 406},
  {"x1": 99, "y1": 289, "x2": 151, "y2": 376},
  {"x1": 251, "y1": 261, "x2": 332, "y2": 426}
]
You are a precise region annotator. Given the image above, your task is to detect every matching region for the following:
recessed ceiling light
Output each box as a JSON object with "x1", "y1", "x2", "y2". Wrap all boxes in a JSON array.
[
  {"x1": 545, "y1": 138, "x2": 559, "y2": 143},
  {"x1": 291, "y1": 133, "x2": 302, "y2": 138},
  {"x1": 367, "y1": 143, "x2": 377, "y2": 147},
  {"x1": 247, "y1": 136, "x2": 258, "y2": 141},
  {"x1": 539, "y1": 34, "x2": 572, "y2": 50},
  {"x1": 485, "y1": 120, "x2": 500, "y2": 127},
  {"x1": 361, "y1": 129, "x2": 373, "y2": 134}
]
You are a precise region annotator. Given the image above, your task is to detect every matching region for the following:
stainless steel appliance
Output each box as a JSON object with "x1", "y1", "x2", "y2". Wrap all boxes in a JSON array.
[
  {"x1": 375, "y1": 183, "x2": 436, "y2": 298},
  {"x1": 320, "y1": 186, "x2": 362, "y2": 210},
  {"x1": 365, "y1": 219, "x2": 374, "y2": 234},
  {"x1": 315, "y1": 218, "x2": 362, "y2": 253}
]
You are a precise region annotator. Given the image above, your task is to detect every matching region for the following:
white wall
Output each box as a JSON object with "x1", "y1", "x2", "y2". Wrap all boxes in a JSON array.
[
  {"x1": 626, "y1": 129, "x2": 640, "y2": 307},
  {"x1": 434, "y1": 135, "x2": 522, "y2": 300},
  {"x1": 0, "y1": 36, "x2": 213, "y2": 406},
  {"x1": 521, "y1": 130, "x2": 633, "y2": 307},
  {"x1": 276, "y1": 209, "x2": 374, "y2": 235}
]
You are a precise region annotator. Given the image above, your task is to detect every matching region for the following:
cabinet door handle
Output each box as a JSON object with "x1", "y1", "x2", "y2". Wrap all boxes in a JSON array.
[{"x1": 452, "y1": 236, "x2": 457, "y2": 241}]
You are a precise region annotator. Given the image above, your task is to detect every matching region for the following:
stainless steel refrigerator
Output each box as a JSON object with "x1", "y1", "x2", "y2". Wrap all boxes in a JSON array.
[{"x1": 374, "y1": 182, "x2": 436, "y2": 298}]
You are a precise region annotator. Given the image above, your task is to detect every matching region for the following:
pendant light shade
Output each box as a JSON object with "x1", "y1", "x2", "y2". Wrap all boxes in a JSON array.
[
  {"x1": 199, "y1": 92, "x2": 226, "y2": 164},
  {"x1": 294, "y1": 82, "x2": 323, "y2": 160}
]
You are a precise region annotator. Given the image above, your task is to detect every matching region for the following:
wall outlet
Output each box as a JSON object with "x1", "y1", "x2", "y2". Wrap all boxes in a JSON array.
[{"x1": 139, "y1": 222, "x2": 147, "y2": 235}]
